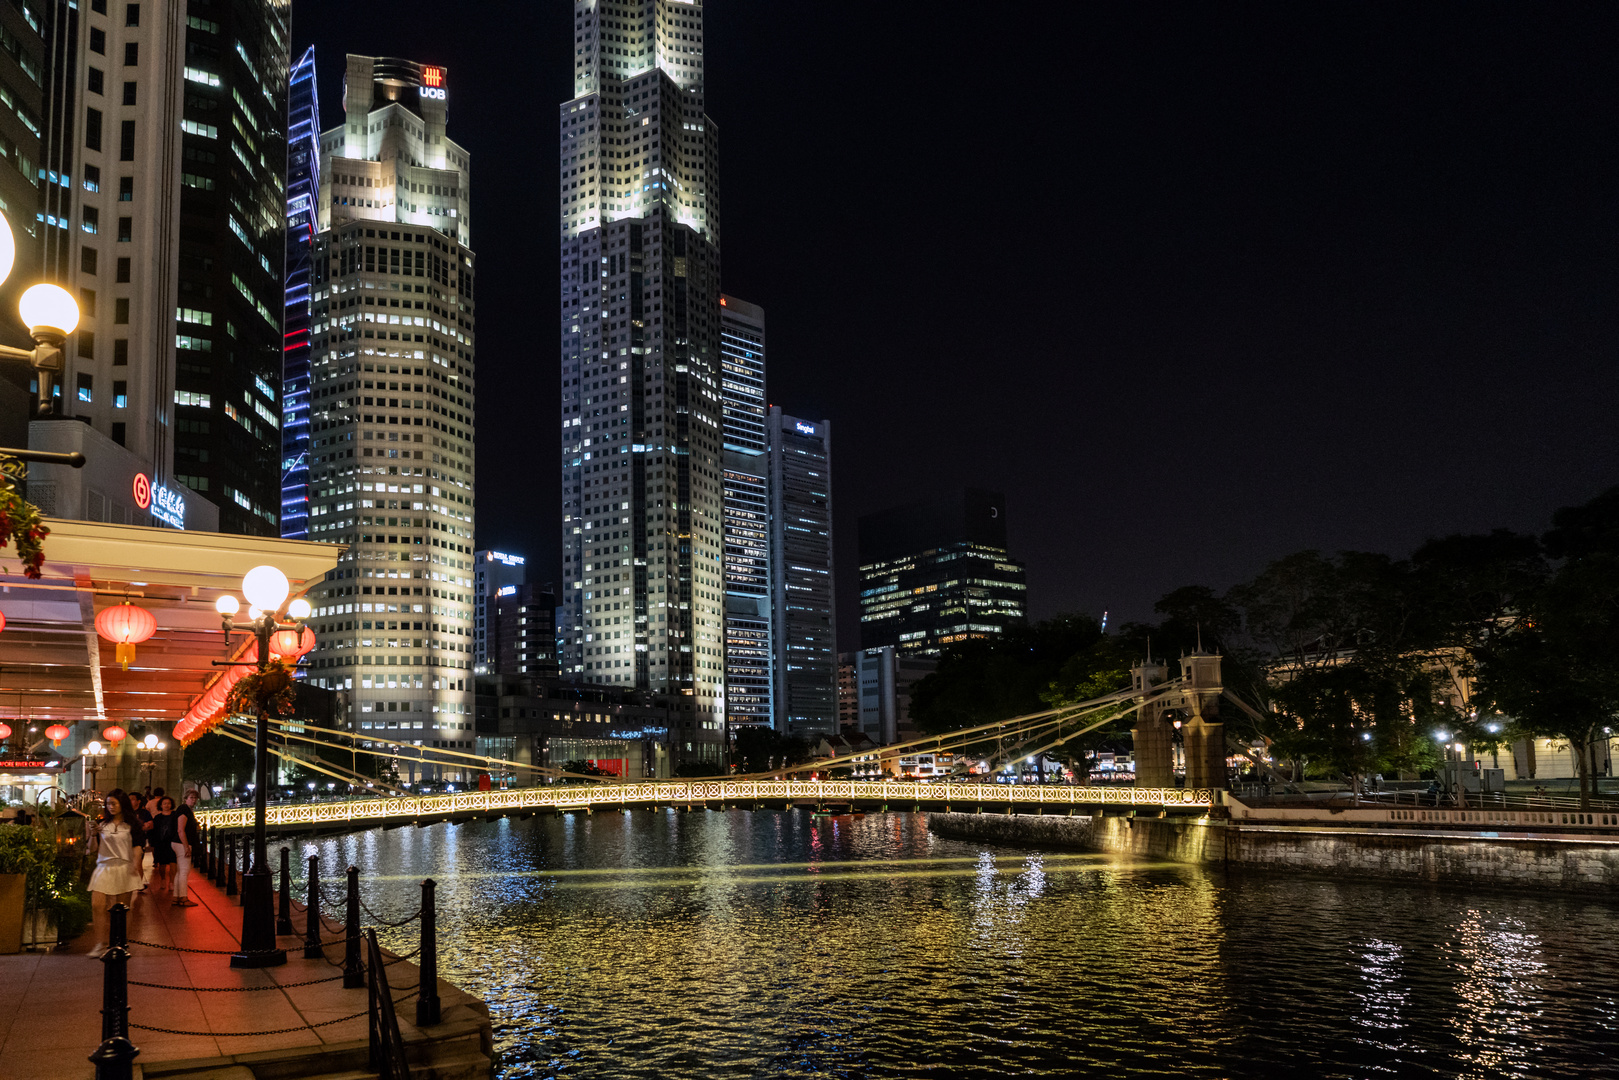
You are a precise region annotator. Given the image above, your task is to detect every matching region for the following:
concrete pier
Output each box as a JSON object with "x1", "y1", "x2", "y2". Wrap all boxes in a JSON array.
[{"x1": 928, "y1": 807, "x2": 1619, "y2": 893}]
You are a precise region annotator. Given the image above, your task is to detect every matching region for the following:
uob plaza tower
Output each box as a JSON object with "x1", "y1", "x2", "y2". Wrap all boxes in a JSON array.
[{"x1": 558, "y1": 1, "x2": 726, "y2": 769}]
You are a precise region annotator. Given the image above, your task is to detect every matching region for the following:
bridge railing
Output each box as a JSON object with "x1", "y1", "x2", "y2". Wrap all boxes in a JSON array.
[{"x1": 196, "y1": 780, "x2": 1214, "y2": 830}]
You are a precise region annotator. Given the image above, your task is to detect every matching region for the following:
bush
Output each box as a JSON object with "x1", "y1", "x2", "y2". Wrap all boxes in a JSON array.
[{"x1": 0, "y1": 823, "x2": 90, "y2": 942}]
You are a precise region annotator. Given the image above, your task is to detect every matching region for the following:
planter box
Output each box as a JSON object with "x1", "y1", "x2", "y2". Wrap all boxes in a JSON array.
[{"x1": 0, "y1": 872, "x2": 23, "y2": 953}]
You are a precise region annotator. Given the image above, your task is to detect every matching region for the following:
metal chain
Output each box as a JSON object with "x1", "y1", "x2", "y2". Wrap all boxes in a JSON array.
[
  {"x1": 363, "y1": 906, "x2": 422, "y2": 929},
  {"x1": 129, "y1": 970, "x2": 349, "y2": 990},
  {"x1": 126, "y1": 939, "x2": 245, "y2": 956},
  {"x1": 129, "y1": 987, "x2": 419, "y2": 1037}
]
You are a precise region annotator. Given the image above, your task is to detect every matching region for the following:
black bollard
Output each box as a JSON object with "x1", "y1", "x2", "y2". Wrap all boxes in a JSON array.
[
  {"x1": 88, "y1": 903, "x2": 139, "y2": 1080},
  {"x1": 416, "y1": 878, "x2": 441, "y2": 1026},
  {"x1": 208, "y1": 828, "x2": 220, "y2": 886},
  {"x1": 342, "y1": 865, "x2": 364, "y2": 988},
  {"x1": 277, "y1": 847, "x2": 294, "y2": 936},
  {"x1": 303, "y1": 855, "x2": 323, "y2": 959},
  {"x1": 224, "y1": 835, "x2": 238, "y2": 897},
  {"x1": 200, "y1": 824, "x2": 212, "y2": 877},
  {"x1": 212, "y1": 827, "x2": 224, "y2": 885}
]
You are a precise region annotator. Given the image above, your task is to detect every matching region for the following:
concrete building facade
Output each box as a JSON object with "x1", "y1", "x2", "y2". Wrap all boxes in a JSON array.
[
  {"x1": 297, "y1": 54, "x2": 478, "y2": 775},
  {"x1": 768, "y1": 407, "x2": 835, "y2": 737},
  {"x1": 719, "y1": 294, "x2": 769, "y2": 730},
  {"x1": 557, "y1": 0, "x2": 726, "y2": 768}
]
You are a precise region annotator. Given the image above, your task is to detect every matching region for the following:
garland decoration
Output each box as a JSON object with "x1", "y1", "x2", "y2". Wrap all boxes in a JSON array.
[
  {"x1": 225, "y1": 657, "x2": 299, "y2": 718},
  {"x1": 0, "y1": 482, "x2": 49, "y2": 578}
]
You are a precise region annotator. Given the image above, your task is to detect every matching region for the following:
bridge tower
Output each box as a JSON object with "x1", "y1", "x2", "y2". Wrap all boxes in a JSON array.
[
  {"x1": 1130, "y1": 657, "x2": 1174, "y2": 787},
  {"x1": 1180, "y1": 651, "x2": 1226, "y2": 790}
]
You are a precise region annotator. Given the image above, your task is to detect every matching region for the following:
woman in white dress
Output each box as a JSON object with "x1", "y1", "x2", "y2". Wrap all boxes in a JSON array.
[{"x1": 87, "y1": 789, "x2": 146, "y2": 957}]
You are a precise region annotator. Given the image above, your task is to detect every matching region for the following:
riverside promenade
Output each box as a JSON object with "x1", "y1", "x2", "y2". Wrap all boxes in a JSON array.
[{"x1": 0, "y1": 863, "x2": 491, "y2": 1080}]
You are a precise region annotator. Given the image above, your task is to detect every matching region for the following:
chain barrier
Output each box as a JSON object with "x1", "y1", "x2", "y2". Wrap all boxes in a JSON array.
[
  {"x1": 128, "y1": 970, "x2": 350, "y2": 991},
  {"x1": 124, "y1": 939, "x2": 247, "y2": 956},
  {"x1": 129, "y1": 987, "x2": 420, "y2": 1038}
]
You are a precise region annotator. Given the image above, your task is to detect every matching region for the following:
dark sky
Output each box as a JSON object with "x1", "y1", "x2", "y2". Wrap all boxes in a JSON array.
[{"x1": 295, "y1": 3, "x2": 1619, "y2": 644}]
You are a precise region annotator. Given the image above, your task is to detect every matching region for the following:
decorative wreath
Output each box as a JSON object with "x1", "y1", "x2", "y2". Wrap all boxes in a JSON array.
[{"x1": 0, "y1": 484, "x2": 49, "y2": 578}]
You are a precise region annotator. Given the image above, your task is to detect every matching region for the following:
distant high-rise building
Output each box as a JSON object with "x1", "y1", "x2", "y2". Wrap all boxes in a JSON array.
[
  {"x1": 719, "y1": 295, "x2": 770, "y2": 730},
  {"x1": 300, "y1": 55, "x2": 477, "y2": 767},
  {"x1": 858, "y1": 488, "x2": 1027, "y2": 656},
  {"x1": 473, "y1": 549, "x2": 526, "y2": 672},
  {"x1": 491, "y1": 583, "x2": 559, "y2": 680},
  {"x1": 280, "y1": 45, "x2": 320, "y2": 540},
  {"x1": 29, "y1": 1, "x2": 289, "y2": 533},
  {"x1": 558, "y1": 0, "x2": 726, "y2": 768},
  {"x1": 853, "y1": 646, "x2": 935, "y2": 746},
  {"x1": 769, "y1": 408, "x2": 835, "y2": 738}
]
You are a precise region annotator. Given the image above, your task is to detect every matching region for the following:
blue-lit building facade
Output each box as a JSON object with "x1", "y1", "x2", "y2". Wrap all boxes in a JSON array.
[{"x1": 279, "y1": 45, "x2": 319, "y2": 539}]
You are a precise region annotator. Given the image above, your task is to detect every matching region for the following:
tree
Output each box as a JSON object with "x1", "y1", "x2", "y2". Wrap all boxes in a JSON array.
[
  {"x1": 179, "y1": 731, "x2": 255, "y2": 794},
  {"x1": 733, "y1": 726, "x2": 812, "y2": 774},
  {"x1": 909, "y1": 615, "x2": 1105, "y2": 737},
  {"x1": 1476, "y1": 491, "x2": 1619, "y2": 808}
]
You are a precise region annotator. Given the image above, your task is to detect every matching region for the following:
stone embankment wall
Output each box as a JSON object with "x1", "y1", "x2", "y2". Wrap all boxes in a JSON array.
[{"x1": 927, "y1": 812, "x2": 1619, "y2": 893}]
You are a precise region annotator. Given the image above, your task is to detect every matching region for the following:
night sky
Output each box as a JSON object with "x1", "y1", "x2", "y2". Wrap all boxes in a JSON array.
[{"x1": 294, "y1": 3, "x2": 1618, "y2": 644}]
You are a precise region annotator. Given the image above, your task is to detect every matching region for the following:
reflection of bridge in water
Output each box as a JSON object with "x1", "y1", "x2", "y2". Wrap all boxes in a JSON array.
[{"x1": 197, "y1": 781, "x2": 1215, "y2": 833}]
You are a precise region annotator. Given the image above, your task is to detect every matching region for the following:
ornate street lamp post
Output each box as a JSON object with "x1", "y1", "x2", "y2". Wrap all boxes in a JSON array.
[
  {"x1": 136, "y1": 732, "x2": 166, "y2": 792},
  {"x1": 214, "y1": 564, "x2": 313, "y2": 968},
  {"x1": 81, "y1": 740, "x2": 108, "y2": 796}
]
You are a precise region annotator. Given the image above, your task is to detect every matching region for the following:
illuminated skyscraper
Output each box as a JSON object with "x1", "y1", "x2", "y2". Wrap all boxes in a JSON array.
[
  {"x1": 299, "y1": 55, "x2": 478, "y2": 770},
  {"x1": 719, "y1": 294, "x2": 770, "y2": 730},
  {"x1": 559, "y1": 0, "x2": 726, "y2": 767},
  {"x1": 280, "y1": 46, "x2": 319, "y2": 539}
]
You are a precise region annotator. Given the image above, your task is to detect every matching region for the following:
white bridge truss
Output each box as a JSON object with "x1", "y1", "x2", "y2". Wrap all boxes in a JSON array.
[{"x1": 197, "y1": 781, "x2": 1215, "y2": 830}]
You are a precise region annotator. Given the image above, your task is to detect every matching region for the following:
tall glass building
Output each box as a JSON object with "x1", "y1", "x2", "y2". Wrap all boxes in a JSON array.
[
  {"x1": 768, "y1": 407, "x2": 835, "y2": 737},
  {"x1": 558, "y1": 0, "x2": 726, "y2": 768},
  {"x1": 279, "y1": 45, "x2": 319, "y2": 540},
  {"x1": 858, "y1": 489, "x2": 1027, "y2": 656},
  {"x1": 719, "y1": 294, "x2": 770, "y2": 730},
  {"x1": 298, "y1": 55, "x2": 478, "y2": 775}
]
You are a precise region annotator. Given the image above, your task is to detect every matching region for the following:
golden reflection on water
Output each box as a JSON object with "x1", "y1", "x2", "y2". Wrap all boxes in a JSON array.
[{"x1": 289, "y1": 812, "x2": 1619, "y2": 1080}]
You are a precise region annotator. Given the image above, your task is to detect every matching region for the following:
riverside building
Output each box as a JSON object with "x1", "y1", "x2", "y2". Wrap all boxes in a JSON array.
[
  {"x1": 719, "y1": 295, "x2": 770, "y2": 731},
  {"x1": 297, "y1": 55, "x2": 479, "y2": 770},
  {"x1": 27, "y1": 0, "x2": 288, "y2": 532},
  {"x1": 558, "y1": 0, "x2": 726, "y2": 768}
]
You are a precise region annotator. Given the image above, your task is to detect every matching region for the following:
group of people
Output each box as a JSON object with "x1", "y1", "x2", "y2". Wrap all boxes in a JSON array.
[{"x1": 85, "y1": 787, "x2": 202, "y2": 957}]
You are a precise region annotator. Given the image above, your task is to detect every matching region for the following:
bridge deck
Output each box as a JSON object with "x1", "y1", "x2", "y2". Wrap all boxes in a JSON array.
[{"x1": 198, "y1": 781, "x2": 1214, "y2": 830}]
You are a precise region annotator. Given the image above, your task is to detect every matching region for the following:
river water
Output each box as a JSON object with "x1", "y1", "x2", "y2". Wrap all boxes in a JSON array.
[{"x1": 290, "y1": 810, "x2": 1619, "y2": 1079}]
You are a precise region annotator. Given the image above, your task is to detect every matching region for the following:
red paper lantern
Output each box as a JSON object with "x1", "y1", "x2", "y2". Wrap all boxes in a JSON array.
[
  {"x1": 44, "y1": 723, "x2": 70, "y2": 747},
  {"x1": 0, "y1": 610, "x2": 6, "y2": 634},
  {"x1": 95, "y1": 602, "x2": 158, "y2": 669},
  {"x1": 102, "y1": 724, "x2": 128, "y2": 745},
  {"x1": 270, "y1": 625, "x2": 316, "y2": 660},
  {"x1": 0, "y1": 723, "x2": 10, "y2": 741}
]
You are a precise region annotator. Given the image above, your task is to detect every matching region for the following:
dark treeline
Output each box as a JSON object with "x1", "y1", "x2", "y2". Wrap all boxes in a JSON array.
[{"x1": 910, "y1": 487, "x2": 1619, "y2": 806}]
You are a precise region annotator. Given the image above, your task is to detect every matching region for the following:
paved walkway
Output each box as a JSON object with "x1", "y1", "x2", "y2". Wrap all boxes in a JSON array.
[{"x1": 0, "y1": 860, "x2": 469, "y2": 1080}]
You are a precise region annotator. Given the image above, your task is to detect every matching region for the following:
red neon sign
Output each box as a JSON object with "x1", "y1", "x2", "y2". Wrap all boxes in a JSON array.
[
  {"x1": 421, "y1": 66, "x2": 444, "y2": 88},
  {"x1": 132, "y1": 472, "x2": 151, "y2": 510}
]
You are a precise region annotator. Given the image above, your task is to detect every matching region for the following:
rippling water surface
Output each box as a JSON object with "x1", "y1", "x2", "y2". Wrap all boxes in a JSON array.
[{"x1": 290, "y1": 811, "x2": 1619, "y2": 1079}]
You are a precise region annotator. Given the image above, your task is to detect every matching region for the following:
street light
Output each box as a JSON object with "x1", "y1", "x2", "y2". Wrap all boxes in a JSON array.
[
  {"x1": 136, "y1": 732, "x2": 166, "y2": 792},
  {"x1": 82, "y1": 740, "x2": 107, "y2": 796},
  {"x1": 0, "y1": 212, "x2": 81, "y2": 415},
  {"x1": 214, "y1": 564, "x2": 314, "y2": 969}
]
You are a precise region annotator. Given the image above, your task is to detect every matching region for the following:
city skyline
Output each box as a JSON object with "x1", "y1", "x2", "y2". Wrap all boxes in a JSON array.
[{"x1": 293, "y1": 3, "x2": 1616, "y2": 641}]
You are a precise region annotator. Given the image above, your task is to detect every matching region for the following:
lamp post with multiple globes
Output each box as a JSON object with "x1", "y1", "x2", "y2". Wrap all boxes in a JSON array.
[
  {"x1": 214, "y1": 564, "x2": 313, "y2": 968},
  {"x1": 136, "y1": 731, "x2": 166, "y2": 792},
  {"x1": 0, "y1": 212, "x2": 87, "y2": 482}
]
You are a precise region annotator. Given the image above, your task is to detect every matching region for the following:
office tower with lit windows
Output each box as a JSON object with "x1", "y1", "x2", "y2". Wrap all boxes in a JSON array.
[
  {"x1": 279, "y1": 45, "x2": 318, "y2": 539},
  {"x1": 719, "y1": 294, "x2": 770, "y2": 730},
  {"x1": 858, "y1": 489, "x2": 1027, "y2": 656},
  {"x1": 558, "y1": 0, "x2": 726, "y2": 767},
  {"x1": 27, "y1": 1, "x2": 288, "y2": 533},
  {"x1": 297, "y1": 55, "x2": 478, "y2": 766},
  {"x1": 767, "y1": 407, "x2": 835, "y2": 737},
  {"x1": 473, "y1": 548, "x2": 526, "y2": 671}
]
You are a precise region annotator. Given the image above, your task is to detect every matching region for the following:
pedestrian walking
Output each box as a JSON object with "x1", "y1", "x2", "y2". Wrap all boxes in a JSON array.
[
  {"x1": 149, "y1": 795, "x2": 177, "y2": 895},
  {"x1": 170, "y1": 787, "x2": 201, "y2": 907},
  {"x1": 87, "y1": 789, "x2": 146, "y2": 957}
]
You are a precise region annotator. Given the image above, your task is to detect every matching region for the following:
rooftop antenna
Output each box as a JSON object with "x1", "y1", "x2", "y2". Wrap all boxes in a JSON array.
[{"x1": 1197, "y1": 622, "x2": 1203, "y2": 652}]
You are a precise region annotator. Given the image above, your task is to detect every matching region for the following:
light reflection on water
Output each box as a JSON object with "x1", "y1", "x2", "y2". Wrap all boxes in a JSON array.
[{"x1": 288, "y1": 810, "x2": 1619, "y2": 1079}]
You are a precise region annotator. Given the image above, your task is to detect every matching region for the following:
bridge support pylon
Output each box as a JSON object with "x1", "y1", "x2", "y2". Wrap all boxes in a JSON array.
[
  {"x1": 1131, "y1": 657, "x2": 1175, "y2": 788},
  {"x1": 1180, "y1": 650, "x2": 1226, "y2": 791}
]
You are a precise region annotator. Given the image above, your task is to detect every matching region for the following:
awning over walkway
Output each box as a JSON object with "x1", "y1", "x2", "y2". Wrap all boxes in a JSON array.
[{"x1": 0, "y1": 519, "x2": 343, "y2": 735}]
